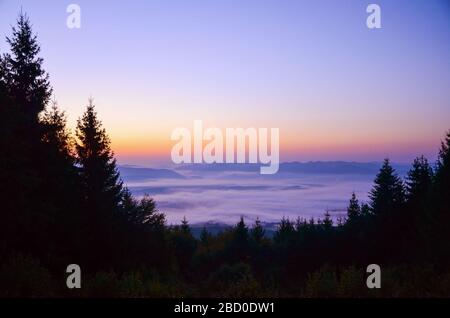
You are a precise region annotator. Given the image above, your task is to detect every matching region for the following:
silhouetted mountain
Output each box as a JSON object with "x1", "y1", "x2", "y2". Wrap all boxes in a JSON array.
[
  {"x1": 281, "y1": 161, "x2": 410, "y2": 176},
  {"x1": 176, "y1": 161, "x2": 410, "y2": 176}
]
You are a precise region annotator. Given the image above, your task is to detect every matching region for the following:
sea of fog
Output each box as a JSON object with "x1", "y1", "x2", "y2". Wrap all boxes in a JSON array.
[{"x1": 120, "y1": 162, "x2": 409, "y2": 227}]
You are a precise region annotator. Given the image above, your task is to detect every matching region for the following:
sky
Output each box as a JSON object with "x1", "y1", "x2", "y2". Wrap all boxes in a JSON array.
[{"x1": 0, "y1": 0, "x2": 449, "y2": 166}]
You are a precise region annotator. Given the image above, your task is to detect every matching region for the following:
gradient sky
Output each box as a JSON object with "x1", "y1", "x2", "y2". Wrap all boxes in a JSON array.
[{"x1": 1, "y1": 0, "x2": 449, "y2": 166}]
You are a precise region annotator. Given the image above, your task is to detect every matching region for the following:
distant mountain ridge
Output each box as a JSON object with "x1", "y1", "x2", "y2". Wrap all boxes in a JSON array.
[
  {"x1": 174, "y1": 161, "x2": 410, "y2": 176},
  {"x1": 119, "y1": 161, "x2": 411, "y2": 182}
]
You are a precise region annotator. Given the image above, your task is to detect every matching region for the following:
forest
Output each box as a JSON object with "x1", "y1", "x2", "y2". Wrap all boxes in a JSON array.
[{"x1": 1, "y1": 13, "x2": 449, "y2": 298}]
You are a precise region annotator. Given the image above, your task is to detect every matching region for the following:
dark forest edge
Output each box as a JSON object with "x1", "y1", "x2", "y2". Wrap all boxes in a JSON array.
[{"x1": 1, "y1": 13, "x2": 449, "y2": 298}]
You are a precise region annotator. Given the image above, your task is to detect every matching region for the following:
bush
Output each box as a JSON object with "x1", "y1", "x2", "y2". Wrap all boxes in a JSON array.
[
  {"x1": 303, "y1": 265, "x2": 338, "y2": 298},
  {"x1": 82, "y1": 271, "x2": 121, "y2": 297},
  {"x1": 206, "y1": 263, "x2": 260, "y2": 297},
  {"x1": 337, "y1": 266, "x2": 367, "y2": 297},
  {"x1": 119, "y1": 271, "x2": 145, "y2": 297},
  {"x1": 0, "y1": 255, "x2": 54, "y2": 297}
]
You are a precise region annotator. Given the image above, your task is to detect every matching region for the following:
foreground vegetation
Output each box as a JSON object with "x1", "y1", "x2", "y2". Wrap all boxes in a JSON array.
[{"x1": 1, "y1": 14, "x2": 449, "y2": 297}]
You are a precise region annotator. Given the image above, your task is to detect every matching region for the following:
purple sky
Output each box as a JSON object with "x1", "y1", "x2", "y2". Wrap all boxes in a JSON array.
[{"x1": 0, "y1": 0, "x2": 449, "y2": 165}]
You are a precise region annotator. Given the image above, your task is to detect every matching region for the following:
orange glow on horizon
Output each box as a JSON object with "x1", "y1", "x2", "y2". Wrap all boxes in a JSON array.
[{"x1": 110, "y1": 132, "x2": 439, "y2": 163}]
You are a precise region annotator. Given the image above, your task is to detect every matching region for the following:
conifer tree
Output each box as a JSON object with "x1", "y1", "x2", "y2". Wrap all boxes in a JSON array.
[
  {"x1": 346, "y1": 192, "x2": 361, "y2": 223},
  {"x1": 37, "y1": 100, "x2": 87, "y2": 264},
  {"x1": 360, "y1": 203, "x2": 371, "y2": 217},
  {"x1": 369, "y1": 159, "x2": 405, "y2": 217},
  {"x1": 181, "y1": 216, "x2": 191, "y2": 234},
  {"x1": 369, "y1": 159, "x2": 407, "y2": 261},
  {"x1": 138, "y1": 195, "x2": 165, "y2": 229},
  {"x1": 436, "y1": 131, "x2": 450, "y2": 175},
  {"x1": 322, "y1": 211, "x2": 333, "y2": 230},
  {"x1": 398, "y1": 155, "x2": 433, "y2": 260},
  {"x1": 406, "y1": 155, "x2": 433, "y2": 202},
  {"x1": 3, "y1": 12, "x2": 51, "y2": 123},
  {"x1": 230, "y1": 217, "x2": 250, "y2": 261},
  {"x1": 274, "y1": 217, "x2": 295, "y2": 246},
  {"x1": 434, "y1": 131, "x2": 450, "y2": 204},
  {"x1": 41, "y1": 100, "x2": 73, "y2": 159},
  {"x1": 0, "y1": 13, "x2": 53, "y2": 256},
  {"x1": 75, "y1": 99, "x2": 125, "y2": 269},
  {"x1": 251, "y1": 218, "x2": 265, "y2": 244},
  {"x1": 0, "y1": 55, "x2": 11, "y2": 122},
  {"x1": 0, "y1": 12, "x2": 52, "y2": 188},
  {"x1": 75, "y1": 99, "x2": 124, "y2": 214},
  {"x1": 430, "y1": 131, "x2": 450, "y2": 261},
  {"x1": 120, "y1": 188, "x2": 139, "y2": 221},
  {"x1": 234, "y1": 217, "x2": 249, "y2": 244}
]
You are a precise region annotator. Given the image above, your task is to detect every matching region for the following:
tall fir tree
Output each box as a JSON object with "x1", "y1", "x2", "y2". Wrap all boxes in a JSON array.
[
  {"x1": 75, "y1": 99, "x2": 125, "y2": 269},
  {"x1": 0, "y1": 13, "x2": 53, "y2": 257},
  {"x1": 234, "y1": 217, "x2": 249, "y2": 243},
  {"x1": 406, "y1": 155, "x2": 433, "y2": 202},
  {"x1": 369, "y1": 158, "x2": 405, "y2": 217},
  {"x1": 430, "y1": 131, "x2": 450, "y2": 263},
  {"x1": 39, "y1": 100, "x2": 83, "y2": 264},
  {"x1": 75, "y1": 99, "x2": 124, "y2": 214},
  {"x1": 251, "y1": 218, "x2": 265, "y2": 244},
  {"x1": 3, "y1": 12, "x2": 51, "y2": 123},
  {"x1": 346, "y1": 192, "x2": 361, "y2": 223},
  {"x1": 41, "y1": 100, "x2": 73, "y2": 160},
  {"x1": 436, "y1": 131, "x2": 450, "y2": 175},
  {"x1": 181, "y1": 216, "x2": 191, "y2": 234},
  {"x1": 400, "y1": 155, "x2": 433, "y2": 260},
  {"x1": 230, "y1": 217, "x2": 250, "y2": 261},
  {"x1": 322, "y1": 211, "x2": 333, "y2": 230},
  {"x1": 434, "y1": 131, "x2": 450, "y2": 203},
  {"x1": 274, "y1": 217, "x2": 295, "y2": 246},
  {"x1": 369, "y1": 159, "x2": 407, "y2": 261},
  {"x1": 137, "y1": 194, "x2": 165, "y2": 229}
]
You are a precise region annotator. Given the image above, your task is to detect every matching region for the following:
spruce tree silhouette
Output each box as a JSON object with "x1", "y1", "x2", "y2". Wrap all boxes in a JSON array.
[
  {"x1": 138, "y1": 195, "x2": 165, "y2": 228},
  {"x1": 76, "y1": 99, "x2": 124, "y2": 211},
  {"x1": 369, "y1": 159, "x2": 406, "y2": 262},
  {"x1": 3, "y1": 12, "x2": 52, "y2": 122},
  {"x1": 75, "y1": 99, "x2": 124, "y2": 270},
  {"x1": 41, "y1": 100, "x2": 73, "y2": 160},
  {"x1": 406, "y1": 155, "x2": 433, "y2": 201},
  {"x1": 341, "y1": 193, "x2": 368, "y2": 266},
  {"x1": 274, "y1": 217, "x2": 295, "y2": 246},
  {"x1": 369, "y1": 158, "x2": 405, "y2": 217},
  {"x1": 346, "y1": 192, "x2": 361, "y2": 223},
  {"x1": 250, "y1": 218, "x2": 265, "y2": 244},
  {"x1": 40, "y1": 100, "x2": 82, "y2": 266},
  {"x1": 431, "y1": 131, "x2": 450, "y2": 264},
  {"x1": 170, "y1": 216, "x2": 197, "y2": 276},
  {"x1": 0, "y1": 12, "x2": 53, "y2": 258},
  {"x1": 322, "y1": 211, "x2": 333, "y2": 230},
  {"x1": 181, "y1": 216, "x2": 191, "y2": 234},
  {"x1": 401, "y1": 155, "x2": 433, "y2": 261},
  {"x1": 230, "y1": 217, "x2": 250, "y2": 262},
  {"x1": 234, "y1": 217, "x2": 249, "y2": 243}
]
